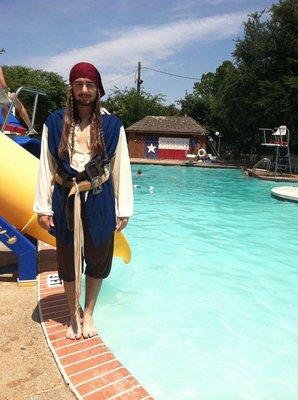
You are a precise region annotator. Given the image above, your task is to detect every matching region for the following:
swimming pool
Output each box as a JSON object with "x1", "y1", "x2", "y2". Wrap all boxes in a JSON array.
[{"x1": 86, "y1": 165, "x2": 298, "y2": 399}]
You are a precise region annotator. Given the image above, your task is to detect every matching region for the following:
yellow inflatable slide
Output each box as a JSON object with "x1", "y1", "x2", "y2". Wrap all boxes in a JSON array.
[{"x1": 0, "y1": 133, "x2": 131, "y2": 263}]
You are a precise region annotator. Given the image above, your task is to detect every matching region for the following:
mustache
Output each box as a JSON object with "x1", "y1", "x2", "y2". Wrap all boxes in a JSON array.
[{"x1": 76, "y1": 98, "x2": 95, "y2": 106}]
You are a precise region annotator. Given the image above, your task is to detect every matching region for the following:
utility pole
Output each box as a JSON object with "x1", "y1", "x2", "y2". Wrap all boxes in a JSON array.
[{"x1": 136, "y1": 61, "x2": 143, "y2": 95}]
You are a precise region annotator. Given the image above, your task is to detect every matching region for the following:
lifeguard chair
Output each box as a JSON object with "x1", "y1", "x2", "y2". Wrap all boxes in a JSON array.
[{"x1": 259, "y1": 125, "x2": 291, "y2": 175}]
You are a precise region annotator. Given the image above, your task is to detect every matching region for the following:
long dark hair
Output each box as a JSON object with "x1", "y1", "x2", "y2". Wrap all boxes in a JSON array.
[{"x1": 58, "y1": 88, "x2": 104, "y2": 160}]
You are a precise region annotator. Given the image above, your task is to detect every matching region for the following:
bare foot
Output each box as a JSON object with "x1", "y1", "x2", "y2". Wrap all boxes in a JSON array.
[
  {"x1": 66, "y1": 312, "x2": 82, "y2": 340},
  {"x1": 83, "y1": 314, "x2": 98, "y2": 339}
]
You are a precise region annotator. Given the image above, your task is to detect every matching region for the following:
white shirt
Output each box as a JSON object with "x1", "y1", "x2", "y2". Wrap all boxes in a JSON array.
[{"x1": 33, "y1": 109, "x2": 133, "y2": 218}]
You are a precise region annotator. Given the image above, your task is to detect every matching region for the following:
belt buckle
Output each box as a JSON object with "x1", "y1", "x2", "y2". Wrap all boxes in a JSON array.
[{"x1": 91, "y1": 176, "x2": 102, "y2": 195}]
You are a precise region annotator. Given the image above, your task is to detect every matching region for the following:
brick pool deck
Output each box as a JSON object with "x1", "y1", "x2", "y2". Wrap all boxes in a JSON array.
[{"x1": 38, "y1": 271, "x2": 154, "y2": 400}]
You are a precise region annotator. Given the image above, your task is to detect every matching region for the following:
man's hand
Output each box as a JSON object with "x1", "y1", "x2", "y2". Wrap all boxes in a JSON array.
[
  {"x1": 38, "y1": 215, "x2": 54, "y2": 231},
  {"x1": 116, "y1": 217, "x2": 129, "y2": 232}
]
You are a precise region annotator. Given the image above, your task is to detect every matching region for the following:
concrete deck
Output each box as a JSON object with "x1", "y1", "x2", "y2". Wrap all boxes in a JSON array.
[
  {"x1": 130, "y1": 158, "x2": 241, "y2": 169},
  {"x1": 0, "y1": 243, "x2": 75, "y2": 400},
  {"x1": 243, "y1": 168, "x2": 298, "y2": 182}
]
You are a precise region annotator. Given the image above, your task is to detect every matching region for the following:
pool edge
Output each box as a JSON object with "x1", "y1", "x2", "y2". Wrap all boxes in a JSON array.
[{"x1": 38, "y1": 271, "x2": 154, "y2": 400}]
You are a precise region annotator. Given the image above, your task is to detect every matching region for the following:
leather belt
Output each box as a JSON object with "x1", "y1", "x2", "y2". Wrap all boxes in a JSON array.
[
  {"x1": 55, "y1": 171, "x2": 109, "y2": 195},
  {"x1": 55, "y1": 173, "x2": 93, "y2": 192}
]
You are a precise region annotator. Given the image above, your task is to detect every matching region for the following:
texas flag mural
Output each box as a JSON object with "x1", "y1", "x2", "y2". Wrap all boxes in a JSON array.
[
  {"x1": 158, "y1": 137, "x2": 189, "y2": 160},
  {"x1": 145, "y1": 137, "x2": 158, "y2": 159},
  {"x1": 145, "y1": 136, "x2": 190, "y2": 160}
]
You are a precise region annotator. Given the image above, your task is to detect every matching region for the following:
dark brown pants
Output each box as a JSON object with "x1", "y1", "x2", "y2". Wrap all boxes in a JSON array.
[{"x1": 56, "y1": 200, "x2": 114, "y2": 282}]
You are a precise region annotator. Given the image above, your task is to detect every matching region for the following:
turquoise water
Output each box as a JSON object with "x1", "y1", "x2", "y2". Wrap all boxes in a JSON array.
[{"x1": 87, "y1": 166, "x2": 298, "y2": 400}]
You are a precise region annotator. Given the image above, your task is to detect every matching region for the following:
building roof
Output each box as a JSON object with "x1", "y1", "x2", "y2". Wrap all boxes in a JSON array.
[{"x1": 126, "y1": 116, "x2": 207, "y2": 136}]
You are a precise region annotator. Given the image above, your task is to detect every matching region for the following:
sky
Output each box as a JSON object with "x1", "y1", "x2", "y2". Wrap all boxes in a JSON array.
[{"x1": 1, "y1": 0, "x2": 277, "y2": 105}]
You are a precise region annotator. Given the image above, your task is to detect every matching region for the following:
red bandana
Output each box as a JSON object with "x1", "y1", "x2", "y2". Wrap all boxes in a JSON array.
[{"x1": 69, "y1": 62, "x2": 105, "y2": 97}]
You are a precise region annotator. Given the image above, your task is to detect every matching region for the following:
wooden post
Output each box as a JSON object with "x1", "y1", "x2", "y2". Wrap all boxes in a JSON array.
[{"x1": 137, "y1": 62, "x2": 142, "y2": 95}]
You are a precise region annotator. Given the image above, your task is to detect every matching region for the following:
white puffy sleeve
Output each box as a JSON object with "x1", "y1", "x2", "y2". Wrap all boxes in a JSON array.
[
  {"x1": 111, "y1": 126, "x2": 133, "y2": 218},
  {"x1": 33, "y1": 124, "x2": 57, "y2": 216}
]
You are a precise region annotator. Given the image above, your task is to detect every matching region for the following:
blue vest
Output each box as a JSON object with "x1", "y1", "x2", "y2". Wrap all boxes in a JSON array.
[{"x1": 45, "y1": 109, "x2": 122, "y2": 245}]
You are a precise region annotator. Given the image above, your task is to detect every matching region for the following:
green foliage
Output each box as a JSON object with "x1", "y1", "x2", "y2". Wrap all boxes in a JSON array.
[
  {"x1": 179, "y1": 0, "x2": 298, "y2": 156},
  {"x1": 102, "y1": 87, "x2": 179, "y2": 128},
  {"x1": 2, "y1": 65, "x2": 67, "y2": 132}
]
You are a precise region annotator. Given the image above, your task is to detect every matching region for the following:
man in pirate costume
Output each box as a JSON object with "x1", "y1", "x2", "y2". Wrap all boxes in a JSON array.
[{"x1": 34, "y1": 62, "x2": 133, "y2": 339}]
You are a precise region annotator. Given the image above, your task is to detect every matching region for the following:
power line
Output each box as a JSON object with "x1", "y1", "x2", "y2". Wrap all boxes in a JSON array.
[
  {"x1": 142, "y1": 66, "x2": 200, "y2": 81},
  {"x1": 105, "y1": 70, "x2": 135, "y2": 85},
  {"x1": 134, "y1": 67, "x2": 138, "y2": 82}
]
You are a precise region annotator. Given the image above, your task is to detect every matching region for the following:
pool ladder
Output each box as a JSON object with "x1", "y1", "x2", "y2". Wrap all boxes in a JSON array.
[{"x1": 253, "y1": 157, "x2": 271, "y2": 174}]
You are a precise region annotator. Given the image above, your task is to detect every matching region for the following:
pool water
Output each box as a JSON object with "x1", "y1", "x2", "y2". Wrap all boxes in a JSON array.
[{"x1": 85, "y1": 165, "x2": 298, "y2": 400}]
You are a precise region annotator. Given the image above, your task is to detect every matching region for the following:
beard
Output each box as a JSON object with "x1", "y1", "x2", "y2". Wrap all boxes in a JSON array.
[{"x1": 76, "y1": 97, "x2": 94, "y2": 106}]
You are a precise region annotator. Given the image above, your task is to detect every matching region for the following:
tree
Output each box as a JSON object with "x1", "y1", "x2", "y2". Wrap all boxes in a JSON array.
[
  {"x1": 232, "y1": 0, "x2": 298, "y2": 147},
  {"x1": 178, "y1": 89, "x2": 211, "y2": 126},
  {"x1": 179, "y1": 0, "x2": 298, "y2": 156},
  {"x1": 2, "y1": 65, "x2": 68, "y2": 132},
  {"x1": 179, "y1": 62, "x2": 240, "y2": 138},
  {"x1": 102, "y1": 87, "x2": 179, "y2": 128}
]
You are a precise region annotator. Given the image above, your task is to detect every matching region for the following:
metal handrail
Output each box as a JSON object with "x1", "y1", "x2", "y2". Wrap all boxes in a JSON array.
[
  {"x1": 259, "y1": 128, "x2": 274, "y2": 146},
  {"x1": 253, "y1": 157, "x2": 271, "y2": 172},
  {"x1": 1, "y1": 86, "x2": 46, "y2": 134},
  {"x1": 206, "y1": 135, "x2": 221, "y2": 161}
]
